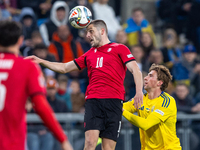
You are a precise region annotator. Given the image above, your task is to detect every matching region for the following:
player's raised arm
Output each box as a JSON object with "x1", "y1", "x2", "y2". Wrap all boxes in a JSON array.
[
  {"x1": 126, "y1": 60, "x2": 143, "y2": 108},
  {"x1": 25, "y1": 55, "x2": 79, "y2": 73}
]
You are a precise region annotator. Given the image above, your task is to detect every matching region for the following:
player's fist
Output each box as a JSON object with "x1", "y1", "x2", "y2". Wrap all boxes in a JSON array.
[
  {"x1": 25, "y1": 55, "x2": 43, "y2": 64},
  {"x1": 61, "y1": 140, "x2": 73, "y2": 150}
]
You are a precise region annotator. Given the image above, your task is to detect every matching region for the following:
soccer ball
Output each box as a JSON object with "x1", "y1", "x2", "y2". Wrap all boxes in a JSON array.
[{"x1": 69, "y1": 6, "x2": 92, "y2": 29}]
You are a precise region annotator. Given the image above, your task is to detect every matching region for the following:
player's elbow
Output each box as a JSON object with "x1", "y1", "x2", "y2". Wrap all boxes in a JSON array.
[
  {"x1": 138, "y1": 122, "x2": 152, "y2": 131},
  {"x1": 140, "y1": 126, "x2": 151, "y2": 131}
]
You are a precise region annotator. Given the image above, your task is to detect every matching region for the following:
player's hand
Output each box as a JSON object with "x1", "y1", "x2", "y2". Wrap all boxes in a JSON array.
[
  {"x1": 61, "y1": 140, "x2": 73, "y2": 150},
  {"x1": 25, "y1": 55, "x2": 43, "y2": 64},
  {"x1": 133, "y1": 91, "x2": 143, "y2": 109}
]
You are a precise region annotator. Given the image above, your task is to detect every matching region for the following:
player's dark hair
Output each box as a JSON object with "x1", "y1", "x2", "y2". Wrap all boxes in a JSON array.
[
  {"x1": 89, "y1": 19, "x2": 108, "y2": 34},
  {"x1": 132, "y1": 7, "x2": 144, "y2": 14},
  {"x1": 149, "y1": 63, "x2": 172, "y2": 91},
  {"x1": 0, "y1": 20, "x2": 22, "y2": 47}
]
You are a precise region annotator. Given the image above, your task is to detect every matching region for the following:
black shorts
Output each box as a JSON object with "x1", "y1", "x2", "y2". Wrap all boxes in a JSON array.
[{"x1": 84, "y1": 99, "x2": 123, "y2": 141}]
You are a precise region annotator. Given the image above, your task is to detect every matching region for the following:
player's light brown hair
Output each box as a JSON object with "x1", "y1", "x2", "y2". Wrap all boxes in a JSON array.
[
  {"x1": 149, "y1": 63, "x2": 172, "y2": 91},
  {"x1": 88, "y1": 19, "x2": 108, "y2": 35}
]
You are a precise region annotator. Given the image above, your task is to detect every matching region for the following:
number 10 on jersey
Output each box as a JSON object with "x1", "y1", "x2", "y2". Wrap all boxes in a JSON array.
[{"x1": 96, "y1": 57, "x2": 103, "y2": 68}]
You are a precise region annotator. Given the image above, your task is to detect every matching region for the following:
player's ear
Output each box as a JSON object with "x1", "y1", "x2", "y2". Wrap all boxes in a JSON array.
[
  {"x1": 158, "y1": 80, "x2": 163, "y2": 86},
  {"x1": 101, "y1": 28, "x2": 105, "y2": 35},
  {"x1": 17, "y1": 36, "x2": 24, "y2": 47}
]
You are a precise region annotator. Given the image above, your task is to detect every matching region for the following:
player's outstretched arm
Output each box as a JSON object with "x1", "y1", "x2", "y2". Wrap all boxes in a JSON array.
[
  {"x1": 122, "y1": 109, "x2": 161, "y2": 131},
  {"x1": 126, "y1": 61, "x2": 143, "y2": 109},
  {"x1": 25, "y1": 55, "x2": 79, "y2": 74}
]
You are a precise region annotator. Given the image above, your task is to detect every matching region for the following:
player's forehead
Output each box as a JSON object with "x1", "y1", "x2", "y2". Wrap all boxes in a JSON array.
[
  {"x1": 86, "y1": 24, "x2": 96, "y2": 32},
  {"x1": 148, "y1": 70, "x2": 157, "y2": 77}
]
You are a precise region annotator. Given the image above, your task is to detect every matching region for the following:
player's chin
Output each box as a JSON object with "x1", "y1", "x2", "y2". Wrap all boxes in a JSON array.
[{"x1": 144, "y1": 86, "x2": 147, "y2": 90}]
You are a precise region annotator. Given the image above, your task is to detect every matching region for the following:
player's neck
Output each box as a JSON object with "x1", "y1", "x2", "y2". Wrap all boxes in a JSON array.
[
  {"x1": 100, "y1": 38, "x2": 111, "y2": 47},
  {"x1": 147, "y1": 89, "x2": 162, "y2": 100},
  {"x1": 0, "y1": 45, "x2": 19, "y2": 55}
]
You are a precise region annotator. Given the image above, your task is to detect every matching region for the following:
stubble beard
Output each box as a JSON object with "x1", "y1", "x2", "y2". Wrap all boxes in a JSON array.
[{"x1": 91, "y1": 33, "x2": 102, "y2": 48}]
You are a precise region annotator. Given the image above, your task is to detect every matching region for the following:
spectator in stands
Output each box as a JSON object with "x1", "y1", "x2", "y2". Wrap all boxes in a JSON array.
[
  {"x1": 48, "y1": 24, "x2": 84, "y2": 63},
  {"x1": 77, "y1": 29, "x2": 91, "y2": 53},
  {"x1": 172, "y1": 44, "x2": 199, "y2": 88},
  {"x1": 0, "y1": 0, "x2": 20, "y2": 20},
  {"x1": 115, "y1": 29, "x2": 129, "y2": 47},
  {"x1": 139, "y1": 32, "x2": 156, "y2": 59},
  {"x1": 124, "y1": 7, "x2": 156, "y2": 47},
  {"x1": 39, "y1": 1, "x2": 69, "y2": 46},
  {"x1": 157, "y1": 0, "x2": 192, "y2": 35},
  {"x1": 92, "y1": 0, "x2": 121, "y2": 41},
  {"x1": 20, "y1": 30, "x2": 44, "y2": 57},
  {"x1": 186, "y1": 0, "x2": 200, "y2": 53},
  {"x1": 191, "y1": 61, "x2": 200, "y2": 97},
  {"x1": 19, "y1": 7, "x2": 38, "y2": 48},
  {"x1": 26, "y1": 99, "x2": 55, "y2": 150},
  {"x1": 56, "y1": 74, "x2": 72, "y2": 112},
  {"x1": 172, "y1": 83, "x2": 200, "y2": 150},
  {"x1": 69, "y1": 79, "x2": 86, "y2": 150},
  {"x1": 33, "y1": 43, "x2": 57, "y2": 78},
  {"x1": 172, "y1": 83, "x2": 200, "y2": 113},
  {"x1": 145, "y1": 49, "x2": 164, "y2": 69},
  {"x1": 69, "y1": 79, "x2": 85, "y2": 113},
  {"x1": 46, "y1": 77, "x2": 69, "y2": 113},
  {"x1": 160, "y1": 28, "x2": 182, "y2": 70}
]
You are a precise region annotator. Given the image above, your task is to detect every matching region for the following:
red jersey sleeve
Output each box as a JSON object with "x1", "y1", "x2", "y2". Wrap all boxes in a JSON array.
[
  {"x1": 117, "y1": 44, "x2": 135, "y2": 64},
  {"x1": 26, "y1": 61, "x2": 45, "y2": 97},
  {"x1": 74, "y1": 51, "x2": 88, "y2": 70}
]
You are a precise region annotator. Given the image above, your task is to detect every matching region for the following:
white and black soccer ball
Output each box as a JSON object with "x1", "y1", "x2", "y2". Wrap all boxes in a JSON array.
[{"x1": 69, "y1": 6, "x2": 92, "y2": 29}]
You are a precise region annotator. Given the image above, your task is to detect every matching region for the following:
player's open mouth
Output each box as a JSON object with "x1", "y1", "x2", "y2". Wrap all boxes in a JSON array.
[{"x1": 90, "y1": 39, "x2": 94, "y2": 43}]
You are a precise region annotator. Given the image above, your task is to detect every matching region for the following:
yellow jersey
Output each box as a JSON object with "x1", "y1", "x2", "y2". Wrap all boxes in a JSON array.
[{"x1": 123, "y1": 91, "x2": 182, "y2": 150}]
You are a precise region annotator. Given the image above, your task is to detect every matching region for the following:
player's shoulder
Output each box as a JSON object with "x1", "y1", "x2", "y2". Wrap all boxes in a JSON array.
[
  {"x1": 159, "y1": 92, "x2": 176, "y2": 109},
  {"x1": 86, "y1": 47, "x2": 96, "y2": 54}
]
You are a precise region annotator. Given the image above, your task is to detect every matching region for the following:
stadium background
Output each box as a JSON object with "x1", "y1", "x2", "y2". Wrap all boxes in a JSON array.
[{"x1": 1, "y1": 0, "x2": 200, "y2": 149}]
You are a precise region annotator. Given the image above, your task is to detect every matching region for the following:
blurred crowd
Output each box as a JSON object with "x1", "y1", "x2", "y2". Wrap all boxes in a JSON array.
[{"x1": 1, "y1": 0, "x2": 200, "y2": 149}]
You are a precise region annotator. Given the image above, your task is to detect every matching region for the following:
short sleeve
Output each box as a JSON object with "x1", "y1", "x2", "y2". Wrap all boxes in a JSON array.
[
  {"x1": 117, "y1": 44, "x2": 135, "y2": 65},
  {"x1": 151, "y1": 97, "x2": 176, "y2": 122},
  {"x1": 74, "y1": 52, "x2": 87, "y2": 70},
  {"x1": 27, "y1": 61, "x2": 46, "y2": 97}
]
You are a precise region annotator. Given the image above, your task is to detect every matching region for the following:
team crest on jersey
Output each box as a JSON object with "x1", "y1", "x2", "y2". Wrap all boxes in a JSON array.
[
  {"x1": 107, "y1": 48, "x2": 112, "y2": 52},
  {"x1": 146, "y1": 108, "x2": 150, "y2": 112},
  {"x1": 94, "y1": 49, "x2": 97, "y2": 53}
]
